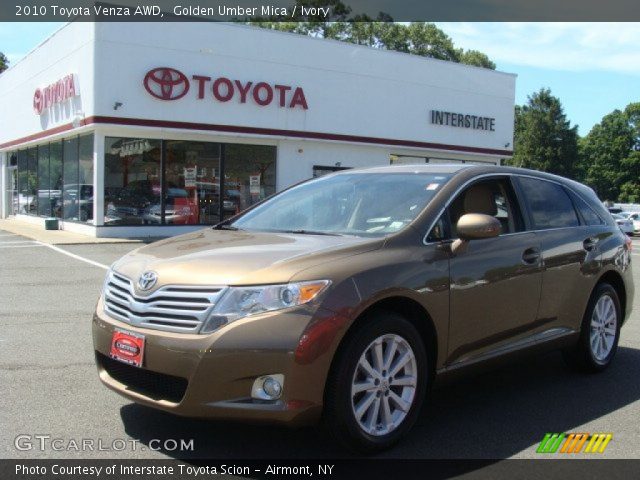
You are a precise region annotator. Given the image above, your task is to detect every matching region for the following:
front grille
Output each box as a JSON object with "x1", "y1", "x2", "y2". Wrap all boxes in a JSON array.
[
  {"x1": 103, "y1": 271, "x2": 226, "y2": 333},
  {"x1": 97, "y1": 353, "x2": 188, "y2": 403}
]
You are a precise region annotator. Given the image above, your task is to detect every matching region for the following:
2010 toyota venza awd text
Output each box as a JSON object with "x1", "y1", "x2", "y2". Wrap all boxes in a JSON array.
[{"x1": 93, "y1": 165, "x2": 633, "y2": 452}]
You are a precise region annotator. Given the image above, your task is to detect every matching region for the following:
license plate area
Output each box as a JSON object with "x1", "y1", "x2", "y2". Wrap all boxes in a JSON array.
[{"x1": 110, "y1": 329, "x2": 145, "y2": 368}]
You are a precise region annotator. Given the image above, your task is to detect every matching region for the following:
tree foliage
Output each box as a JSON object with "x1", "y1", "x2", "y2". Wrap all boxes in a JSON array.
[
  {"x1": 507, "y1": 88, "x2": 579, "y2": 178},
  {"x1": 579, "y1": 104, "x2": 640, "y2": 202},
  {"x1": 0, "y1": 52, "x2": 8, "y2": 74},
  {"x1": 248, "y1": 1, "x2": 495, "y2": 69}
]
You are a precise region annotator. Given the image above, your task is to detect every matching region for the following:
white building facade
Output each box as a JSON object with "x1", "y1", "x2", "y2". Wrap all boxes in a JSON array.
[{"x1": 0, "y1": 22, "x2": 516, "y2": 237}]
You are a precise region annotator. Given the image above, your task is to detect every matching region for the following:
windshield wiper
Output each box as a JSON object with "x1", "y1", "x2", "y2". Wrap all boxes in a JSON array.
[{"x1": 279, "y1": 229, "x2": 342, "y2": 236}]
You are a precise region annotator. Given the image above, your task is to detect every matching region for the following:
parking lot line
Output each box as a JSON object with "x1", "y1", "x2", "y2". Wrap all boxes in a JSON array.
[
  {"x1": 37, "y1": 242, "x2": 109, "y2": 270},
  {"x1": 0, "y1": 244, "x2": 47, "y2": 249},
  {"x1": 0, "y1": 240, "x2": 40, "y2": 244}
]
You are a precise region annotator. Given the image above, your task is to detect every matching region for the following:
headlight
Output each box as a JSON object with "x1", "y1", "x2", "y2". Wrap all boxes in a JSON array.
[{"x1": 200, "y1": 280, "x2": 330, "y2": 334}]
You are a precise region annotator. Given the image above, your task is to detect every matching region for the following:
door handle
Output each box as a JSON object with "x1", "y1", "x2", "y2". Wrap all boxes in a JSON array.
[
  {"x1": 583, "y1": 237, "x2": 598, "y2": 252},
  {"x1": 522, "y1": 247, "x2": 541, "y2": 265}
]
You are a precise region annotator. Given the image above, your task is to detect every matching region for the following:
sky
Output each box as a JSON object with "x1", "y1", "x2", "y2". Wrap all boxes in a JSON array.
[
  {"x1": 436, "y1": 23, "x2": 640, "y2": 136},
  {"x1": 1, "y1": 22, "x2": 638, "y2": 136}
]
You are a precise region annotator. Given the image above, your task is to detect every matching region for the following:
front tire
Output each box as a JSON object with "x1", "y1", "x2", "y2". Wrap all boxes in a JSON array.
[
  {"x1": 323, "y1": 311, "x2": 428, "y2": 453},
  {"x1": 563, "y1": 283, "x2": 621, "y2": 373}
]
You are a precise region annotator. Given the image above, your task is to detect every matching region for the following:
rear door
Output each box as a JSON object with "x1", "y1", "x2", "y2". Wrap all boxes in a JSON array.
[{"x1": 515, "y1": 176, "x2": 603, "y2": 335}]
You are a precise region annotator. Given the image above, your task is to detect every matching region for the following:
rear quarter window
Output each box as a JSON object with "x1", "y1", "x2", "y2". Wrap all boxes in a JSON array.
[
  {"x1": 566, "y1": 190, "x2": 605, "y2": 226},
  {"x1": 518, "y1": 177, "x2": 580, "y2": 229}
]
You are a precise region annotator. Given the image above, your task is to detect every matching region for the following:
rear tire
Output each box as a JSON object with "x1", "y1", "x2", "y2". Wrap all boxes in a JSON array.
[
  {"x1": 562, "y1": 283, "x2": 621, "y2": 373},
  {"x1": 323, "y1": 310, "x2": 428, "y2": 453}
]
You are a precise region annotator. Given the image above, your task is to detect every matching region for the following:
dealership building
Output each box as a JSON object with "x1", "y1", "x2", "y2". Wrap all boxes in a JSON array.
[{"x1": 0, "y1": 22, "x2": 516, "y2": 237}]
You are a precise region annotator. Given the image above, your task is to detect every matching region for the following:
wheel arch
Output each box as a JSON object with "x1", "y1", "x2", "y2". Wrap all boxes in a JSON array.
[
  {"x1": 596, "y1": 269, "x2": 627, "y2": 322},
  {"x1": 323, "y1": 295, "x2": 438, "y2": 406}
]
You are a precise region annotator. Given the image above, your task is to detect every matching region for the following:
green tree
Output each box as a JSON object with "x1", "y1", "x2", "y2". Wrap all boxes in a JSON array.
[
  {"x1": 579, "y1": 107, "x2": 637, "y2": 201},
  {"x1": 457, "y1": 49, "x2": 496, "y2": 69},
  {"x1": 249, "y1": 3, "x2": 496, "y2": 69},
  {"x1": 507, "y1": 88, "x2": 579, "y2": 178},
  {"x1": 0, "y1": 52, "x2": 8, "y2": 73}
]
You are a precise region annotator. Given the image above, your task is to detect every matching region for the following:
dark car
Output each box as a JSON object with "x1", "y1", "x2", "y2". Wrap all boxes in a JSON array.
[
  {"x1": 93, "y1": 165, "x2": 633, "y2": 452},
  {"x1": 105, "y1": 180, "x2": 160, "y2": 224}
]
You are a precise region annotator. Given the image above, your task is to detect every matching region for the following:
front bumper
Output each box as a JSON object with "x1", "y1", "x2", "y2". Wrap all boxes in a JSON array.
[{"x1": 92, "y1": 298, "x2": 345, "y2": 426}]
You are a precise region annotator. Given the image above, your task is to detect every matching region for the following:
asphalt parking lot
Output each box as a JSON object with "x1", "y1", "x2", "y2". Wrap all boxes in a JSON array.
[{"x1": 1, "y1": 228, "x2": 640, "y2": 460}]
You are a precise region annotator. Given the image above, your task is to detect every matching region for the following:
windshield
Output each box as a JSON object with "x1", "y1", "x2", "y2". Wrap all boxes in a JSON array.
[{"x1": 230, "y1": 172, "x2": 452, "y2": 237}]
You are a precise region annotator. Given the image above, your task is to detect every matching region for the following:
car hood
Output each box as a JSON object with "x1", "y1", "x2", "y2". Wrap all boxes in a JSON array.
[{"x1": 112, "y1": 228, "x2": 383, "y2": 287}]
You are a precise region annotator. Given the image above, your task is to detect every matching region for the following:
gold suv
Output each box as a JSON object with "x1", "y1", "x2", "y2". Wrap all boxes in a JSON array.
[{"x1": 93, "y1": 165, "x2": 633, "y2": 452}]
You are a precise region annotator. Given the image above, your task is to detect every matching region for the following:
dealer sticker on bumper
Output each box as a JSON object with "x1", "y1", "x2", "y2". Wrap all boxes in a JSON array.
[{"x1": 110, "y1": 329, "x2": 145, "y2": 368}]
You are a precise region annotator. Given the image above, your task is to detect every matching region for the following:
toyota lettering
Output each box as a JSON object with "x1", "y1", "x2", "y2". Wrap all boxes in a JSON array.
[{"x1": 143, "y1": 67, "x2": 308, "y2": 109}]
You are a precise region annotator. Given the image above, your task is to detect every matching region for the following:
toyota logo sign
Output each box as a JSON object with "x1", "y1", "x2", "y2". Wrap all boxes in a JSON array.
[
  {"x1": 143, "y1": 67, "x2": 190, "y2": 101},
  {"x1": 137, "y1": 271, "x2": 158, "y2": 291},
  {"x1": 142, "y1": 66, "x2": 309, "y2": 109},
  {"x1": 33, "y1": 74, "x2": 78, "y2": 115},
  {"x1": 33, "y1": 89, "x2": 44, "y2": 115}
]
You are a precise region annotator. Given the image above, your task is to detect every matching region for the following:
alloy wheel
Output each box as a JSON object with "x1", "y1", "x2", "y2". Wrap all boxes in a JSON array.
[
  {"x1": 589, "y1": 294, "x2": 618, "y2": 362},
  {"x1": 350, "y1": 334, "x2": 418, "y2": 436}
]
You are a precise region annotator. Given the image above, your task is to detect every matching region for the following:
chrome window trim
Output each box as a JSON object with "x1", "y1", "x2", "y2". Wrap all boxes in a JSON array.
[{"x1": 422, "y1": 172, "x2": 599, "y2": 245}]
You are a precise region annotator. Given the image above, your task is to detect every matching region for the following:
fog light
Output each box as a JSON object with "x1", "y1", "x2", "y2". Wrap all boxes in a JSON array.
[
  {"x1": 251, "y1": 374, "x2": 284, "y2": 400},
  {"x1": 263, "y1": 377, "x2": 282, "y2": 397}
]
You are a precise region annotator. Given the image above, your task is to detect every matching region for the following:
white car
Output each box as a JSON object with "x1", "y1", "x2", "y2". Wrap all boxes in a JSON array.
[
  {"x1": 621, "y1": 212, "x2": 640, "y2": 234},
  {"x1": 612, "y1": 213, "x2": 634, "y2": 235}
]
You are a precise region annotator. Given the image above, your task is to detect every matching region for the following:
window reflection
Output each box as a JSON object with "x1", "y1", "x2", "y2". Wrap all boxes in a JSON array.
[
  {"x1": 60, "y1": 137, "x2": 79, "y2": 221},
  {"x1": 103, "y1": 137, "x2": 277, "y2": 226},
  {"x1": 223, "y1": 144, "x2": 276, "y2": 220},
  {"x1": 163, "y1": 141, "x2": 221, "y2": 225},
  {"x1": 104, "y1": 138, "x2": 161, "y2": 225},
  {"x1": 10, "y1": 134, "x2": 92, "y2": 222},
  {"x1": 37, "y1": 144, "x2": 51, "y2": 216},
  {"x1": 50, "y1": 142, "x2": 63, "y2": 219},
  {"x1": 17, "y1": 150, "x2": 35, "y2": 215},
  {"x1": 78, "y1": 135, "x2": 94, "y2": 223}
]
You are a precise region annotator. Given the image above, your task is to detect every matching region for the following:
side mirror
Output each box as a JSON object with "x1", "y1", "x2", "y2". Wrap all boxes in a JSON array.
[
  {"x1": 451, "y1": 213, "x2": 501, "y2": 255},
  {"x1": 457, "y1": 213, "x2": 501, "y2": 240}
]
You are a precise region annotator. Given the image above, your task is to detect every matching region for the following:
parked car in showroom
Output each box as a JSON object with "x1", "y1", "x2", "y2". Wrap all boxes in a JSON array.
[
  {"x1": 612, "y1": 213, "x2": 635, "y2": 235},
  {"x1": 93, "y1": 165, "x2": 633, "y2": 452},
  {"x1": 142, "y1": 188, "x2": 198, "y2": 225}
]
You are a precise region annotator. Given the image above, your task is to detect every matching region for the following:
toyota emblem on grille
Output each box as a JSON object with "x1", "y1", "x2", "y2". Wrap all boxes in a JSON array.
[{"x1": 138, "y1": 271, "x2": 158, "y2": 291}]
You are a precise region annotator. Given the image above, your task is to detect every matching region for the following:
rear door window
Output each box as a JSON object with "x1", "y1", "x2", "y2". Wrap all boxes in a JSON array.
[{"x1": 518, "y1": 177, "x2": 579, "y2": 229}]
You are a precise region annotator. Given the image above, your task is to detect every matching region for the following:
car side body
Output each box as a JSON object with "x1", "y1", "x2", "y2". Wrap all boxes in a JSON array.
[{"x1": 92, "y1": 164, "x2": 633, "y2": 450}]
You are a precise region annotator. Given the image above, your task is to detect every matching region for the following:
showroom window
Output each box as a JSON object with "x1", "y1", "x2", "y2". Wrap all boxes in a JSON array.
[
  {"x1": 164, "y1": 140, "x2": 221, "y2": 225},
  {"x1": 104, "y1": 137, "x2": 276, "y2": 226},
  {"x1": 49, "y1": 141, "x2": 63, "y2": 219},
  {"x1": 16, "y1": 150, "x2": 31, "y2": 215},
  {"x1": 78, "y1": 135, "x2": 94, "y2": 222},
  {"x1": 223, "y1": 143, "x2": 276, "y2": 221},
  {"x1": 37, "y1": 143, "x2": 51, "y2": 216},
  {"x1": 62, "y1": 137, "x2": 79, "y2": 221},
  {"x1": 104, "y1": 137, "x2": 162, "y2": 225},
  {"x1": 11, "y1": 133, "x2": 94, "y2": 223}
]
